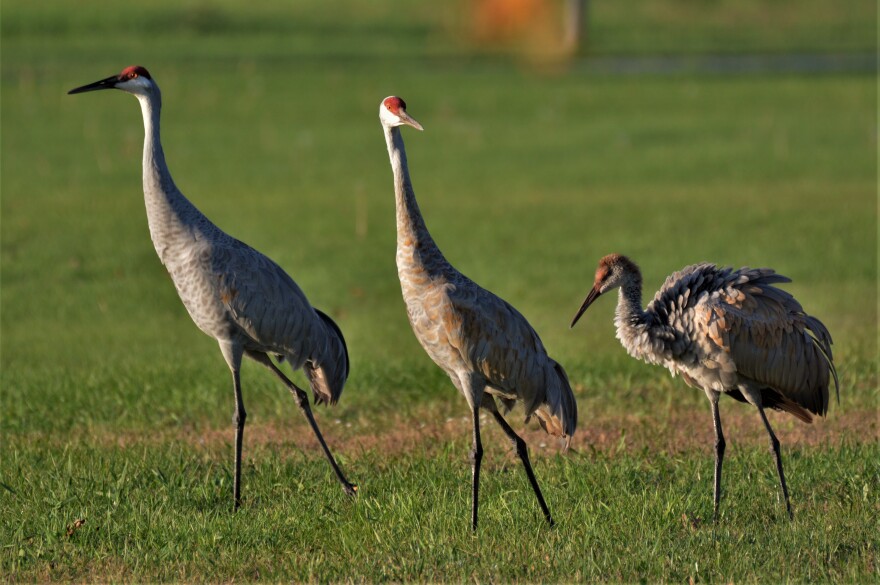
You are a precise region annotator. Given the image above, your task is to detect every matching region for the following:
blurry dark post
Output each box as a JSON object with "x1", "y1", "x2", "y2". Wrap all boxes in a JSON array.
[{"x1": 563, "y1": 0, "x2": 587, "y2": 53}]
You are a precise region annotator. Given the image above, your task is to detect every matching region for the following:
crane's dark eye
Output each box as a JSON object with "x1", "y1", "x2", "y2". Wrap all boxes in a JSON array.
[{"x1": 130, "y1": 73, "x2": 138, "y2": 79}]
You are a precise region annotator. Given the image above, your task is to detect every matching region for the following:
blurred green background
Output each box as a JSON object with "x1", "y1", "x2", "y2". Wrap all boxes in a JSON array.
[
  {"x1": 1, "y1": 0, "x2": 877, "y2": 581},
  {"x1": 3, "y1": 0, "x2": 875, "y2": 422}
]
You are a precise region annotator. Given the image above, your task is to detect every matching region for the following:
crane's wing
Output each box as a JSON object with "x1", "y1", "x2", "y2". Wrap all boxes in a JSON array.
[
  {"x1": 442, "y1": 279, "x2": 577, "y2": 437},
  {"x1": 642, "y1": 263, "x2": 721, "y2": 364},
  {"x1": 302, "y1": 309, "x2": 350, "y2": 405},
  {"x1": 210, "y1": 239, "x2": 320, "y2": 361},
  {"x1": 446, "y1": 282, "x2": 546, "y2": 389},
  {"x1": 692, "y1": 266, "x2": 837, "y2": 418}
]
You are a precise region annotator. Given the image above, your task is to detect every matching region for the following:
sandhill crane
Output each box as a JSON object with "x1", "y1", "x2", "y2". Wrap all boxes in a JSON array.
[
  {"x1": 68, "y1": 66, "x2": 357, "y2": 509},
  {"x1": 379, "y1": 96, "x2": 577, "y2": 530},
  {"x1": 571, "y1": 254, "x2": 839, "y2": 520}
]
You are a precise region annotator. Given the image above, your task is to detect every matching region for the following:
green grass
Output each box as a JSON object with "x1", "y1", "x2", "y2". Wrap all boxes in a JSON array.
[
  {"x1": 2, "y1": 0, "x2": 877, "y2": 581},
  {"x1": 5, "y1": 439, "x2": 878, "y2": 581}
]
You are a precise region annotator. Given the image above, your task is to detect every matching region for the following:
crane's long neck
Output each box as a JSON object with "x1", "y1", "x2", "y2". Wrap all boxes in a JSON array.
[
  {"x1": 613, "y1": 274, "x2": 653, "y2": 359},
  {"x1": 384, "y1": 125, "x2": 445, "y2": 275},
  {"x1": 138, "y1": 91, "x2": 210, "y2": 263},
  {"x1": 140, "y1": 91, "x2": 176, "y2": 197}
]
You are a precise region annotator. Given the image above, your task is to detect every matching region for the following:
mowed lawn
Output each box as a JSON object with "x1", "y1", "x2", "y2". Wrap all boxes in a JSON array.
[{"x1": 1, "y1": 0, "x2": 877, "y2": 581}]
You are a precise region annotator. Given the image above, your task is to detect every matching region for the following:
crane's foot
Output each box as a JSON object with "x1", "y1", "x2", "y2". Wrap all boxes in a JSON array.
[{"x1": 342, "y1": 482, "x2": 359, "y2": 498}]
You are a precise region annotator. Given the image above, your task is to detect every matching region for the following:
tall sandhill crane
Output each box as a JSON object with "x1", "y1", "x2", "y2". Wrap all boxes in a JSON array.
[
  {"x1": 571, "y1": 254, "x2": 839, "y2": 520},
  {"x1": 68, "y1": 66, "x2": 357, "y2": 509},
  {"x1": 379, "y1": 96, "x2": 577, "y2": 530}
]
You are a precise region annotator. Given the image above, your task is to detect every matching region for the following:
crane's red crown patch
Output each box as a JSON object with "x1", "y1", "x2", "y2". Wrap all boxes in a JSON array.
[
  {"x1": 383, "y1": 96, "x2": 406, "y2": 115},
  {"x1": 119, "y1": 65, "x2": 152, "y2": 81}
]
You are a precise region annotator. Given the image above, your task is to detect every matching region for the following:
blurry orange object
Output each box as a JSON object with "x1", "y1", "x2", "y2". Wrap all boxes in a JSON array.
[{"x1": 472, "y1": 0, "x2": 552, "y2": 42}]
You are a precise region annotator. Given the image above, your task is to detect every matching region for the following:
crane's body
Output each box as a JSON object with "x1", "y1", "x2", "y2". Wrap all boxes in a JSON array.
[
  {"x1": 143, "y1": 129, "x2": 344, "y2": 380},
  {"x1": 572, "y1": 253, "x2": 838, "y2": 519},
  {"x1": 614, "y1": 261, "x2": 834, "y2": 420},
  {"x1": 381, "y1": 97, "x2": 576, "y2": 529},
  {"x1": 397, "y1": 248, "x2": 574, "y2": 436},
  {"x1": 69, "y1": 66, "x2": 356, "y2": 509}
]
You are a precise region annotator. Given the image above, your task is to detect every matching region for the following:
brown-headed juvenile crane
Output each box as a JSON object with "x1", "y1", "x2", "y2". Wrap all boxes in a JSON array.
[
  {"x1": 571, "y1": 254, "x2": 839, "y2": 520},
  {"x1": 68, "y1": 66, "x2": 357, "y2": 510},
  {"x1": 379, "y1": 96, "x2": 577, "y2": 530}
]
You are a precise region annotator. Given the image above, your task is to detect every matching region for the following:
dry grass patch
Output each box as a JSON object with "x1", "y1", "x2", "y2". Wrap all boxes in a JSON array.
[{"x1": 15, "y1": 402, "x2": 873, "y2": 463}]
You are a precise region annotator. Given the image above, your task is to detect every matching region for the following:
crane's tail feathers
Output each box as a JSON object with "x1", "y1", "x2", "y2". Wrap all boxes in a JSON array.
[
  {"x1": 752, "y1": 271, "x2": 840, "y2": 411},
  {"x1": 530, "y1": 360, "x2": 577, "y2": 445},
  {"x1": 315, "y1": 309, "x2": 350, "y2": 381},
  {"x1": 769, "y1": 393, "x2": 815, "y2": 424},
  {"x1": 728, "y1": 388, "x2": 814, "y2": 423},
  {"x1": 304, "y1": 310, "x2": 350, "y2": 406},
  {"x1": 804, "y1": 314, "x2": 840, "y2": 405},
  {"x1": 302, "y1": 363, "x2": 331, "y2": 405}
]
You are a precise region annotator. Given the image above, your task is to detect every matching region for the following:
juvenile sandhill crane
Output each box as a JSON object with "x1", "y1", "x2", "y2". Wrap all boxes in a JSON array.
[
  {"x1": 68, "y1": 66, "x2": 357, "y2": 509},
  {"x1": 571, "y1": 254, "x2": 839, "y2": 520},
  {"x1": 380, "y1": 96, "x2": 576, "y2": 530}
]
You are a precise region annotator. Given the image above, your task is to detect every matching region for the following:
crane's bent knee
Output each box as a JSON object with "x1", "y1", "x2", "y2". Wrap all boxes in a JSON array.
[
  {"x1": 232, "y1": 408, "x2": 247, "y2": 429},
  {"x1": 469, "y1": 444, "x2": 483, "y2": 465}
]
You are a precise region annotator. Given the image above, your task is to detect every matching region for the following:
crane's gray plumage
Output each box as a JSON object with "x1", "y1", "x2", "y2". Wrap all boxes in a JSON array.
[
  {"x1": 571, "y1": 253, "x2": 839, "y2": 520},
  {"x1": 380, "y1": 96, "x2": 576, "y2": 530},
  {"x1": 69, "y1": 66, "x2": 356, "y2": 509}
]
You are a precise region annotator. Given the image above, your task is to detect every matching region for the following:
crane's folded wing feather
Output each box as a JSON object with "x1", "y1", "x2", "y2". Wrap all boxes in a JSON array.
[
  {"x1": 694, "y1": 268, "x2": 835, "y2": 417},
  {"x1": 211, "y1": 240, "x2": 318, "y2": 363},
  {"x1": 442, "y1": 281, "x2": 577, "y2": 437}
]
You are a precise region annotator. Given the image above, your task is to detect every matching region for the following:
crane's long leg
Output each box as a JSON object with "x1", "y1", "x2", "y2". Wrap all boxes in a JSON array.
[
  {"x1": 249, "y1": 352, "x2": 357, "y2": 497},
  {"x1": 710, "y1": 396, "x2": 726, "y2": 523},
  {"x1": 231, "y1": 367, "x2": 247, "y2": 511},
  {"x1": 756, "y1": 405, "x2": 793, "y2": 519},
  {"x1": 219, "y1": 342, "x2": 246, "y2": 511},
  {"x1": 469, "y1": 405, "x2": 484, "y2": 532},
  {"x1": 490, "y1": 411, "x2": 554, "y2": 527}
]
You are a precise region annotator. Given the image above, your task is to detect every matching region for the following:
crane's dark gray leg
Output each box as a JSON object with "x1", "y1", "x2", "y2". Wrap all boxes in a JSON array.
[
  {"x1": 756, "y1": 405, "x2": 793, "y2": 519},
  {"x1": 710, "y1": 396, "x2": 725, "y2": 523},
  {"x1": 288, "y1": 382, "x2": 358, "y2": 497},
  {"x1": 219, "y1": 342, "x2": 246, "y2": 511},
  {"x1": 490, "y1": 411, "x2": 554, "y2": 527},
  {"x1": 249, "y1": 352, "x2": 357, "y2": 497},
  {"x1": 469, "y1": 406, "x2": 484, "y2": 532},
  {"x1": 231, "y1": 367, "x2": 247, "y2": 511}
]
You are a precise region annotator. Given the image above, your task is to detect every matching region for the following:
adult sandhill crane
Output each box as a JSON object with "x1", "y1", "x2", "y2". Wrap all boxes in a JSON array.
[
  {"x1": 379, "y1": 96, "x2": 576, "y2": 530},
  {"x1": 571, "y1": 254, "x2": 839, "y2": 520},
  {"x1": 68, "y1": 66, "x2": 357, "y2": 509}
]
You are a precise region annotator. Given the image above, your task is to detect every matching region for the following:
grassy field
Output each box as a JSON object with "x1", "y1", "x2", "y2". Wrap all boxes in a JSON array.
[{"x1": 2, "y1": 0, "x2": 877, "y2": 581}]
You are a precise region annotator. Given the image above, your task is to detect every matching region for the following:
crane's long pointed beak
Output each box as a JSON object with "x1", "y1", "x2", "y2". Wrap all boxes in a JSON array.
[
  {"x1": 400, "y1": 111, "x2": 424, "y2": 131},
  {"x1": 68, "y1": 75, "x2": 119, "y2": 95},
  {"x1": 570, "y1": 287, "x2": 601, "y2": 328}
]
